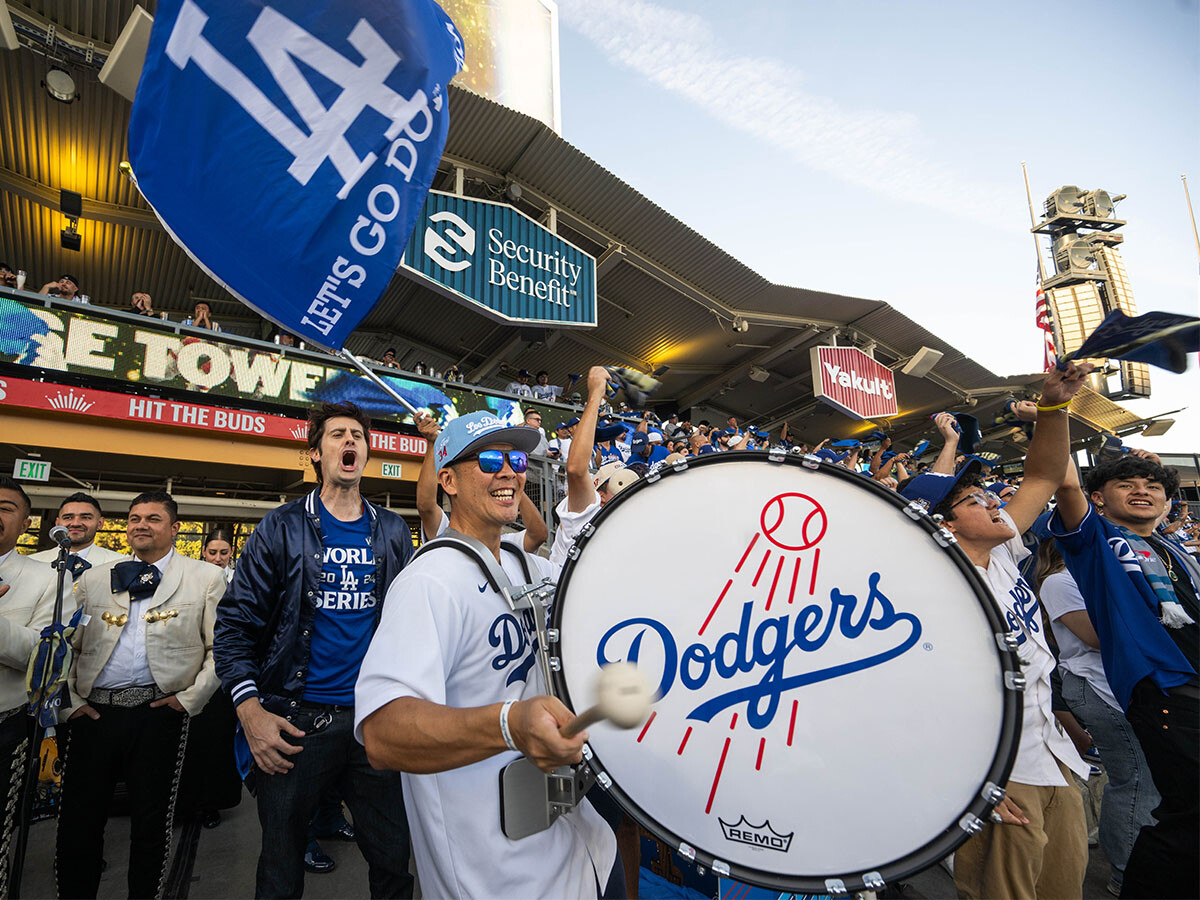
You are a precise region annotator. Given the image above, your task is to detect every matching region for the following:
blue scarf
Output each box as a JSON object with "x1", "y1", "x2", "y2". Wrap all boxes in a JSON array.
[{"x1": 1112, "y1": 523, "x2": 1198, "y2": 629}]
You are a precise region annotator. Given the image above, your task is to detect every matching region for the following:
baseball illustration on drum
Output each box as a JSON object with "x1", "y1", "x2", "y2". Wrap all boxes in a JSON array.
[{"x1": 553, "y1": 453, "x2": 1022, "y2": 894}]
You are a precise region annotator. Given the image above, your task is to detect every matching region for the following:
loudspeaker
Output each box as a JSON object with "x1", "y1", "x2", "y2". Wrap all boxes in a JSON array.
[
  {"x1": 0, "y1": 3, "x2": 19, "y2": 51},
  {"x1": 99, "y1": 5, "x2": 154, "y2": 102},
  {"x1": 60, "y1": 189, "x2": 82, "y2": 218},
  {"x1": 900, "y1": 346, "x2": 943, "y2": 378}
]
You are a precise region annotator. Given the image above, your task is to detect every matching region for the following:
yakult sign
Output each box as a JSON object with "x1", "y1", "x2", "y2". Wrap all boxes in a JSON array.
[{"x1": 810, "y1": 346, "x2": 898, "y2": 420}]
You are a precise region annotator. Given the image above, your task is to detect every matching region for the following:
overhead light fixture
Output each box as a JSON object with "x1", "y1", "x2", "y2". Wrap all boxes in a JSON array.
[
  {"x1": 504, "y1": 182, "x2": 522, "y2": 205},
  {"x1": 44, "y1": 67, "x2": 78, "y2": 103},
  {"x1": 748, "y1": 365, "x2": 770, "y2": 383},
  {"x1": 1140, "y1": 419, "x2": 1175, "y2": 437},
  {"x1": 731, "y1": 316, "x2": 750, "y2": 333},
  {"x1": 61, "y1": 218, "x2": 81, "y2": 251},
  {"x1": 119, "y1": 160, "x2": 137, "y2": 185},
  {"x1": 900, "y1": 346, "x2": 944, "y2": 378}
]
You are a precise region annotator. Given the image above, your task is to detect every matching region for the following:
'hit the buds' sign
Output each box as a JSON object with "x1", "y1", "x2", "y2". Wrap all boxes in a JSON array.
[{"x1": 810, "y1": 346, "x2": 898, "y2": 420}]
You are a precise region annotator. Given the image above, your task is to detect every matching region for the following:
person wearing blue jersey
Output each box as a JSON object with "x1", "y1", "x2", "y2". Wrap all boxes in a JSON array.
[
  {"x1": 214, "y1": 401, "x2": 415, "y2": 898},
  {"x1": 1051, "y1": 450, "x2": 1198, "y2": 900}
]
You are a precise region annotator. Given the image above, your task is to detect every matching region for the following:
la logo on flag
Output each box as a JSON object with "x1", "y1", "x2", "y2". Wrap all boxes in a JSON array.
[{"x1": 129, "y1": 0, "x2": 465, "y2": 351}]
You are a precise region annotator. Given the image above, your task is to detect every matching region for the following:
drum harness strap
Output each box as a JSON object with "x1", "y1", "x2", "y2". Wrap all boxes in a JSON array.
[{"x1": 412, "y1": 530, "x2": 594, "y2": 840}]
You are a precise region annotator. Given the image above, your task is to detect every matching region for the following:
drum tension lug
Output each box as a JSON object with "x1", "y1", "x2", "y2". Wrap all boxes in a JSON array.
[
  {"x1": 711, "y1": 860, "x2": 730, "y2": 877},
  {"x1": 801, "y1": 454, "x2": 821, "y2": 470},
  {"x1": 549, "y1": 656, "x2": 561, "y2": 672},
  {"x1": 768, "y1": 447, "x2": 787, "y2": 463},
  {"x1": 933, "y1": 527, "x2": 957, "y2": 547},
  {"x1": 981, "y1": 781, "x2": 1006, "y2": 804},
  {"x1": 645, "y1": 470, "x2": 661, "y2": 484},
  {"x1": 546, "y1": 628, "x2": 559, "y2": 644},
  {"x1": 1004, "y1": 671, "x2": 1026, "y2": 691},
  {"x1": 861, "y1": 871, "x2": 886, "y2": 891},
  {"x1": 958, "y1": 812, "x2": 985, "y2": 834},
  {"x1": 824, "y1": 877, "x2": 848, "y2": 896},
  {"x1": 670, "y1": 459, "x2": 689, "y2": 472},
  {"x1": 995, "y1": 632, "x2": 1019, "y2": 652},
  {"x1": 595, "y1": 771, "x2": 611, "y2": 789},
  {"x1": 677, "y1": 842, "x2": 696, "y2": 861},
  {"x1": 902, "y1": 501, "x2": 926, "y2": 521}
]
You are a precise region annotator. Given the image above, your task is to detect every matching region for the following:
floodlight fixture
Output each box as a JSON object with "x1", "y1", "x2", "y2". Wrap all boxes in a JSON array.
[
  {"x1": 1044, "y1": 185, "x2": 1086, "y2": 220},
  {"x1": 900, "y1": 346, "x2": 943, "y2": 378},
  {"x1": 1140, "y1": 419, "x2": 1175, "y2": 437},
  {"x1": 44, "y1": 67, "x2": 78, "y2": 103},
  {"x1": 731, "y1": 316, "x2": 750, "y2": 333},
  {"x1": 1052, "y1": 233, "x2": 1097, "y2": 277},
  {"x1": 748, "y1": 365, "x2": 770, "y2": 383}
]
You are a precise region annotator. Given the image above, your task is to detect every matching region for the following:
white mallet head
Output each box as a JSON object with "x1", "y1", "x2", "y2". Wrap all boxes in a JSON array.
[{"x1": 593, "y1": 661, "x2": 653, "y2": 729}]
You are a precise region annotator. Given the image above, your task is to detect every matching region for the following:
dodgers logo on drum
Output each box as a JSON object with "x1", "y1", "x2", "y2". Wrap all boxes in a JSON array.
[{"x1": 594, "y1": 493, "x2": 923, "y2": 816}]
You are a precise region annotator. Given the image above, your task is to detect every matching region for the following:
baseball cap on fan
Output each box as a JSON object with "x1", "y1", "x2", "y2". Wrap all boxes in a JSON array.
[
  {"x1": 433, "y1": 411, "x2": 541, "y2": 472},
  {"x1": 899, "y1": 459, "x2": 984, "y2": 513}
]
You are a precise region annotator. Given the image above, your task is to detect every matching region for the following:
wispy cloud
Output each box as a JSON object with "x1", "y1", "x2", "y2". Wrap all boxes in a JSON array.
[{"x1": 557, "y1": 0, "x2": 1012, "y2": 221}]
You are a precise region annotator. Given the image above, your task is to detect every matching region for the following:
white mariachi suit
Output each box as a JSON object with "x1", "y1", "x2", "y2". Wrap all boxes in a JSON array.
[
  {"x1": 355, "y1": 545, "x2": 617, "y2": 899},
  {"x1": 56, "y1": 550, "x2": 224, "y2": 899},
  {"x1": 0, "y1": 550, "x2": 69, "y2": 897}
]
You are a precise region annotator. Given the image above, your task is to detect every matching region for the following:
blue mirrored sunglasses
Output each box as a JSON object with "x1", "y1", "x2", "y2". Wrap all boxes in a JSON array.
[{"x1": 473, "y1": 450, "x2": 528, "y2": 474}]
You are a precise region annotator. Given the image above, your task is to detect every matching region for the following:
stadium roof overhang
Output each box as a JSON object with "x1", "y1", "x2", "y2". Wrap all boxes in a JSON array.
[{"x1": 0, "y1": 2, "x2": 1151, "y2": 461}]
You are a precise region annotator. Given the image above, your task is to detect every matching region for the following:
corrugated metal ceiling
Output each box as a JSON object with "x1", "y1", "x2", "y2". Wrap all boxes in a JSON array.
[{"x1": 0, "y1": 7, "x2": 1127, "y2": 451}]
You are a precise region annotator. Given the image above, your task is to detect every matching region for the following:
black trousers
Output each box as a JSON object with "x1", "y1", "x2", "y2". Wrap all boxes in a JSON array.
[
  {"x1": 55, "y1": 703, "x2": 189, "y2": 899},
  {"x1": 253, "y1": 703, "x2": 411, "y2": 899},
  {"x1": 1121, "y1": 678, "x2": 1199, "y2": 899},
  {"x1": 0, "y1": 712, "x2": 33, "y2": 898}
]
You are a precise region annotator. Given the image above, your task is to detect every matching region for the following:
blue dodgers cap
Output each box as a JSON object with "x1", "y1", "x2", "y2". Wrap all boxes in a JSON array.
[
  {"x1": 557, "y1": 416, "x2": 581, "y2": 431},
  {"x1": 594, "y1": 421, "x2": 627, "y2": 442},
  {"x1": 900, "y1": 459, "x2": 983, "y2": 513},
  {"x1": 815, "y1": 448, "x2": 845, "y2": 463},
  {"x1": 630, "y1": 431, "x2": 649, "y2": 449},
  {"x1": 433, "y1": 411, "x2": 541, "y2": 472}
]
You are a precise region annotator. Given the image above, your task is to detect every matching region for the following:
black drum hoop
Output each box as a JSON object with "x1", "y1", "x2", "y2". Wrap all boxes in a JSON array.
[{"x1": 550, "y1": 451, "x2": 1022, "y2": 895}]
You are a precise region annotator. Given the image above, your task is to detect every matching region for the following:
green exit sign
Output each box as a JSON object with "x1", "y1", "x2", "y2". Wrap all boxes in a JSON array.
[
  {"x1": 13, "y1": 458, "x2": 51, "y2": 482},
  {"x1": 380, "y1": 462, "x2": 403, "y2": 480}
]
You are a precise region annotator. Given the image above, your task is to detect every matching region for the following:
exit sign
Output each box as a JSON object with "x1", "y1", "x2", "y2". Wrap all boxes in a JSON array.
[
  {"x1": 380, "y1": 462, "x2": 403, "y2": 480},
  {"x1": 13, "y1": 458, "x2": 51, "y2": 481}
]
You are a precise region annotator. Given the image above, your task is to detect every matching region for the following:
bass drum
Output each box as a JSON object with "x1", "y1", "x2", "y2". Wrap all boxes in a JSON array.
[{"x1": 550, "y1": 452, "x2": 1020, "y2": 895}]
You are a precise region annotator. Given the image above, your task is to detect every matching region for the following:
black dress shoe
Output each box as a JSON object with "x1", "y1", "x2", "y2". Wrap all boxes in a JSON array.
[
  {"x1": 326, "y1": 822, "x2": 356, "y2": 842},
  {"x1": 202, "y1": 809, "x2": 221, "y2": 829},
  {"x1": 303, "y1": 842, "x2": 336, "y2": 874}
]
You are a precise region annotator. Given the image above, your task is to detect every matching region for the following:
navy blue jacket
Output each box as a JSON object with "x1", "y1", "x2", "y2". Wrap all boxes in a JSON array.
[{"x1": 214, "y1": 490, "x2": 414, "y2": 717}]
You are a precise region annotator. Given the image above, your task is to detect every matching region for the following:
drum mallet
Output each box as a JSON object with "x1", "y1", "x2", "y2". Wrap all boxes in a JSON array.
[{"x1": 560, "y1": 662, "x2": 653, "y2": 737}]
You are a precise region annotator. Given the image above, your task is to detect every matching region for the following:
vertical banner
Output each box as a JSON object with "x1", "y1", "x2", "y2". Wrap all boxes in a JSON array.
[{"x1": 128, "y1": 0, "x2": 465, "y2": 350}]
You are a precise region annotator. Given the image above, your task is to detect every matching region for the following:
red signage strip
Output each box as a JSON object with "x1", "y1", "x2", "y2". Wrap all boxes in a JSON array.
[
  {"x1": 810, "y1": 346, "x2": 898, "y2": 421},
  {"x1": 0, "y1": 375, "x2": 428, "y2": 457}
]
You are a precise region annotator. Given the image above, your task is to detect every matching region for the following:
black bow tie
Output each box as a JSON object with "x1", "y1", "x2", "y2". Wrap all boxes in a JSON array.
[
  {"x1": 111, "y1": 560, "x2": 161, "y2": 600},
  {"x1": 65, "y1": 554, "x2": 91, "y2": 578}
]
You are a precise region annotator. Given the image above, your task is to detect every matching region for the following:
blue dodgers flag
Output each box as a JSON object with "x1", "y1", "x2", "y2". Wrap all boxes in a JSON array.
[
  {"x1": 128, "y1": 0, "x2": 464, "y2": 350},
  {"x1": 1068, "y1": 309, "x2": 1199, "y2": 374}
]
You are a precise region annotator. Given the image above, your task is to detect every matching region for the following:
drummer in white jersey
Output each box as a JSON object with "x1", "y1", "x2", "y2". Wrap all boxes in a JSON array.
[
  {"x1": 354, "y1": 411, "x2": 618, "y2": 899},
  {"x1": 899, "y1": 360, "x2": 1093, "y2": 900}
]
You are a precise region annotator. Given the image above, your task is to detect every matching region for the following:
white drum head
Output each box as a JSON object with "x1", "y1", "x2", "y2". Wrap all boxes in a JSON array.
[{"x1": 553, "y1": 454, "x2": 1019, "y2": 893}]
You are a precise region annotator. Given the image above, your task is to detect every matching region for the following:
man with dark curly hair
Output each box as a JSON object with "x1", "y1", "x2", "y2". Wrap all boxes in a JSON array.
[{"x1": 1052, "y1": 450, "x2": 1198, "y2": 899}]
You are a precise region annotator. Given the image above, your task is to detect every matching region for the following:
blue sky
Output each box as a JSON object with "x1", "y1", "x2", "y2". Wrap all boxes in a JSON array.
[{"x1": 552, "y1": 0, "x2": 1199, "y2": 451}]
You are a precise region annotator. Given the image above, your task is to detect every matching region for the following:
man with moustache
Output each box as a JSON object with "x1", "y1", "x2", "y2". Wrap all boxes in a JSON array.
[
  {"x1": 56, "y1": 490, "x2": 225, "y2": 899},
  {"x1": 30, "y1": 493, "x2": 126, "y2": 576},
  {"x1": 0, "y1": 477, "x2": 63, "y2": 895},
  {"x1": 214, "y1": 401, "x2": 415, "y2": 898}
]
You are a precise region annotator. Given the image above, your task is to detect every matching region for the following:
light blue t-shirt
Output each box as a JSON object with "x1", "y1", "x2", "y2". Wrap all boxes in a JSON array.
[{"x1": 304, "y1": 499, "x2": 377, "y2": 704}]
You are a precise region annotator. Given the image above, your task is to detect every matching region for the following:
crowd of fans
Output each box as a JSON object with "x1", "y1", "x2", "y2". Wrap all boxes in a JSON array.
[{"x1": 1, "y1": 273, "x2": 1197, "y2": 898}]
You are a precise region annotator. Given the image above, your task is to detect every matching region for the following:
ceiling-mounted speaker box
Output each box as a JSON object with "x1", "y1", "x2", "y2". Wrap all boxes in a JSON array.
[
  {"x1": 0, "y1": 3, "x2": 19, "y2": 51},
  {"x1": 99, "y1": 5, "x2": 154, "y2": 102},
  {"x1": 900, "y1": 346, "x2": 943, "y2": 379}
]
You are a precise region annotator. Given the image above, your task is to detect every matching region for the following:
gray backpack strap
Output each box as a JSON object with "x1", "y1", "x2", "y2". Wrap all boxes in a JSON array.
[
  {"x1": 412, "y1": 529, "x2": 515, "y2": 594},
  {"x1": 499, "y1": 540, "x2": 535, "y2": 584}
]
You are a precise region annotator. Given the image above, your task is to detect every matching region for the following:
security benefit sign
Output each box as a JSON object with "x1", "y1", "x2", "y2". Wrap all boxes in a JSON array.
[
  {"x1": 128, "y1": 0, "x2": 465, "y2": 350},
  {"x1": 400, "y1": 191, "x2": 597, "y2": 327},
  {"x1": 810, "y1": 346, "x2": 898, "y2": 420}
]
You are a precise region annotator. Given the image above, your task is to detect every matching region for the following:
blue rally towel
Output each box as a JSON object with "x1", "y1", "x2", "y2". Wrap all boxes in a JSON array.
[
  {"x1": 26, "y1": 607, "x2": 85, "y2": 728},
  {"x1": 1066, "y1": 308, "x2": 1199, "y2": 374},
  {"x1": 128, "y1": 0, "x2": 465, "y2": 351}
]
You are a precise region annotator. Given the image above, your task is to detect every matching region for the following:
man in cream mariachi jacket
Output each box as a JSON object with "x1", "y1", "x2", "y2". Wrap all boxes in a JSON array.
[
  {"x1": 0, "y1": 476, "x2": 68, "y2": 896},
  {"x1": 56, "y1": 490, "x2": 225, "y2": 900}
]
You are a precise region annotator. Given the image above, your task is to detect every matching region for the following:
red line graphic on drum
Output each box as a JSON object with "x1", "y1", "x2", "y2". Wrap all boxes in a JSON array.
[
  {"x1": 677, "y1": 727, "x2": 692, "y2": 755},
  {"x1": 760, "y1": 493, "x2": 827, "y2": 551},
  {"x1": 756, "y1": 737, "x2": 766, "y2": 771},
  {"x1": 734, "y1": 533, "x2": 758, "y2": 573},
  {"x1": 788, "y1": 556, "x2": 801, "y2": 604},
  {"x1": 751, "y1": 549, "x2": 771, "y2": 587},
  {"x1": 698, "y1": 579, "x2": 734, "y2": 636},
  {"x1": 765, "y1": 556, "x2": 785, "y2": 611},
  {"x1": 787, "y1": 700, "x2": 798, "y2": 746},
  {"x1": 636, "y1": 711, "x2": 656, "y2": 743},
  {"x1": 729, "y1": 712, "x2": 738, "y2": 730},
  {"x1": 809, "y1": 548, "x2": 821, "y2": 595},
  {"x1": 705, "y1": 737, "x2": 732, "y2": 814}
]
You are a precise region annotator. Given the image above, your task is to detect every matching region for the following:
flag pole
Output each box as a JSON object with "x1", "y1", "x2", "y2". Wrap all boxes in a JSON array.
[
  {"x1": 1183, "y1": 174, "x2": 1200, "y2": 270},
  {"x1": 339, "y1": 348, "x2": 421, "y2": 417},
  {"x1": 1022, "y1": 162, "x2": 1050, "y2": 282}
]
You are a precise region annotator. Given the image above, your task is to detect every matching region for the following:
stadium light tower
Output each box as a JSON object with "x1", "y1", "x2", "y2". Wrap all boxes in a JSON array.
[{"x1": 1033, "y1": 185, "x2": 1148, "y2": 399}]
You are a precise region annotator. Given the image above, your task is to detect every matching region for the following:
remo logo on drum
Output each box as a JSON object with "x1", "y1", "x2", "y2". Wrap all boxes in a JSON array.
[{"x1": 557, "y1": 456, "x2": 1015, "y2": 890}]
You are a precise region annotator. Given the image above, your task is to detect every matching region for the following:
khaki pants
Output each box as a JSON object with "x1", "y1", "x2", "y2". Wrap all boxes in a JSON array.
[{"x1": 954, "y1": 762, "x2": 1088, "y2": 900}]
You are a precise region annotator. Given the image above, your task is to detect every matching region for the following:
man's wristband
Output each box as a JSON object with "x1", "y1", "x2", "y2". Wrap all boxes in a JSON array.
[
  {"x1": 1035, "y1": 400, "x2": 1071, "y2": 412},
  {"x1": 499, "y1": 699, "x2": 518, "y2": 752}
]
